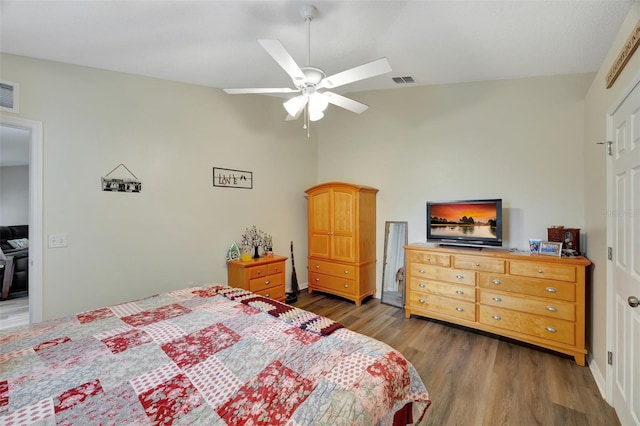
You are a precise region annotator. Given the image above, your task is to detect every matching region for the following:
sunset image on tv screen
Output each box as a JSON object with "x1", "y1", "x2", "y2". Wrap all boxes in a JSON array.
[{"x1": 430, "y1": 203, "x2": 497, "y2": 225}]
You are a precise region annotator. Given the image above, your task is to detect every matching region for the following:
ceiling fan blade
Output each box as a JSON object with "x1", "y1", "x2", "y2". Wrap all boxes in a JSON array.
[
  {"x1": 258, "y1": 39, "x2": 306, "y2": 84},
  {"x1": 319, "y1": 57, "x2": 392, "y2": 90},
  {"x1": 223, "y1": 88, "x2": 299, "y2": 94},
  {"x1": 324, "y1": 92, "x2": 369, "y2": 114}
]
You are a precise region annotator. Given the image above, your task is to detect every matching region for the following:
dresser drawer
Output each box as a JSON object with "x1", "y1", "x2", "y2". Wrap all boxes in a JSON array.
[
  {"x1": 409, "y1": 291, "x2": 475, "y2": 321},
  {"x1": 479, "y1": 290, "x2": 575, "y2": 321},
  {"x1": 309, "y1": 259, "x2": 356, "y2": 278},
  {"x1": 406, "y1": 250, "x2": 451, "y2": 267},
  {"x1": 410, "y1": 278, "x2": 475, "y2": 302},
  {"x1": 310, "y1": 272, "x2": 356, "y2": 296},
  {"x1": 479, "y1": 273, "x2": 575, "y2": 302},
  {"x1": 248, "y1": 265, "x2": 269, "y2": 279},
  {"x1": 509, "y1": 260, "x2": 576, "y2": 282},
  {"x1": 454, "y1": 255, "x2": 505, "y2": 273},
  {"x1": 253, "y1": 285, "x2": 285, "y2": 301},
  {"x1": 479, "y1": 306, "x2": 575, "y2": 345},
  {"x1": 249, "y1": 272, "x2": 283, "y2": 292},
  {"x1": 409, "y1": 264, "x2": 476, "y2": 286},
  {"x1": 268, "y1": 262, "x2": 285, "y2": 275}
]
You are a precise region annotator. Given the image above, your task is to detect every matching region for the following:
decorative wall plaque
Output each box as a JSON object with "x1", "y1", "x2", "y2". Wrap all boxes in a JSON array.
[{"x1": 213, "y1": 167, "x2": 252, "y2": 189}]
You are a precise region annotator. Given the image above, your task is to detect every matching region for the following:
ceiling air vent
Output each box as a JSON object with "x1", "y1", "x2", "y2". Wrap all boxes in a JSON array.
[
  {"x1": 392, "y1": 76, "x2": 415, "y2": 84},
  {"x1": 0, "y1": 81, "x2": 19, "y2": 113}
]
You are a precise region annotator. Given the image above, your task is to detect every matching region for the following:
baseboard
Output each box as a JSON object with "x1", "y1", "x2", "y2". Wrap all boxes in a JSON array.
[{"x1": 588, "y1": 353, "x2": 609, "y2": 402}]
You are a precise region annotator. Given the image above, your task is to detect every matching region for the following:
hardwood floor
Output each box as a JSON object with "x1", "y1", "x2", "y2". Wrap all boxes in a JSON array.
[
  {"x1": 292, "y1": 290, "x2": 620, "y2": 426},
  {"x1": 0, "y1": 294, "x2": 29, "y2": 331}
]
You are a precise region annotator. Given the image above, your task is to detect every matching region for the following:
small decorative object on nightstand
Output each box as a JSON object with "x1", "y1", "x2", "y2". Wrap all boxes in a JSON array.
[
  {"x1": 547, "y1": 226, "x2": 580, "y2": 255},
  {"x1": 240, "y1": 226, "x2": 272, "y2": 259}
]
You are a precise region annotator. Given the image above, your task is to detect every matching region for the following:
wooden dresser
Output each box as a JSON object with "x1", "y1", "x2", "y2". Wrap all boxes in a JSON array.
[
  {"x1": 404, "y1": 244, "x2": 591, "y2": 365},
  {"x1": 305, "y1": 182, "x2": 378, "y2": 306},
  {"x1": 227, "y1": 255, "x2": 287, "y2": 302}
]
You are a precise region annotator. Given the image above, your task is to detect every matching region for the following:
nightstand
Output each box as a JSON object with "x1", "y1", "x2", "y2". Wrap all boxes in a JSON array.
[{"x1": 227, "y1": 255, "x2": 287, "y2": 302}]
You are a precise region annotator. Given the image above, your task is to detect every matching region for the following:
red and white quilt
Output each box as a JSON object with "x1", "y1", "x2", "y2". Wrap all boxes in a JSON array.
[{"x1": 0, "y1": 285, "x2": 431, "y2": 425}]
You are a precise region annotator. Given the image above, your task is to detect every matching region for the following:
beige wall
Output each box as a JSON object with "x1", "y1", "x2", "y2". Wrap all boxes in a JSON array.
[
  {"x1": 317, "y1": 73, "x2": 593, "y2": 281},
  {"x1": 0, "y1": 54, "x2": 317, "y2": 319},
  {"x1": 584, "y1": 2, "x2": 640, "y2": 379}
]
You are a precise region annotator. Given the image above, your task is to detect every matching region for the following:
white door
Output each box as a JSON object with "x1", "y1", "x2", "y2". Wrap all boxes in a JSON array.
[{"x1": 608, "y1": 78, "x2": 640, "y2": 426}]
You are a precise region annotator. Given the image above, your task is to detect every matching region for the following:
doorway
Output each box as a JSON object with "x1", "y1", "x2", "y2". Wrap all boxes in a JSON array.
[{"x1": 0, "y1": 115, "x2": 43, "y2": 325}]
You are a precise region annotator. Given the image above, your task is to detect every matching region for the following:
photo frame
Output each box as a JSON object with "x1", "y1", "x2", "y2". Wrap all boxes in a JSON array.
[
  {"x1": 529, "y1": 239, "x2": 541, "y2": 254},
  {"x1": 539, "y1": 241, "x2": 562, "y2": 257}
]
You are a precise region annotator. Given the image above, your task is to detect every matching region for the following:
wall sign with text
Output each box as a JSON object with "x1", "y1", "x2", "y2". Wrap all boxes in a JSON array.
[{"x1": 213, "y1": 167, "x2": 253, "y2": 189}]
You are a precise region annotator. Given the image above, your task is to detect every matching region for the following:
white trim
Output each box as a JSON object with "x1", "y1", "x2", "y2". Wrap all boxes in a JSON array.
[
  {"x1": 0, "y1": 115, "x2": 43, "y2": 323},
  {"x1": 0, "y1": 81, "x2": 20, "y2": 114},
  {"x1": 605, "y1": 68, "x2": 640, "y2": 405},
  {"x1": 588, "y1": 353, "x2": 608, "y2": 401}
]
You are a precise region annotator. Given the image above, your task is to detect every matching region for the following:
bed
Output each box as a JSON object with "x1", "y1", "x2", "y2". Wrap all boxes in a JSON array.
[{"x1": 0, "y1": 285, "x2": 431, "y2": 425}]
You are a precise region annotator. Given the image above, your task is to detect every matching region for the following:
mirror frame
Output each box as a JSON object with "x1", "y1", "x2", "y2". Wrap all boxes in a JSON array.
[{"x1": 381, "y1": 221, "x2": 408, "y2": 308}]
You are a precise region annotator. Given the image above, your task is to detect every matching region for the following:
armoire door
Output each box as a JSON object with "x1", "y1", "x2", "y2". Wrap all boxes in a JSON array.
[
  {"x1": 331, "y1": 188, "x2": 356, "y2": 262},
  {"x1": 308, "y1": 188, "x2": 331, "y2": 258}
]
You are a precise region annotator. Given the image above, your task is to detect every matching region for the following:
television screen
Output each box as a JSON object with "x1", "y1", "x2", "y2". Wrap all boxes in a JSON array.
[{"x1": 427, "y1": 199, "x2": 502, "y2": 247}]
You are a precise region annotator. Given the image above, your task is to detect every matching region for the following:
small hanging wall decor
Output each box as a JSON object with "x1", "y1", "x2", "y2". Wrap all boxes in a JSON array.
[
  {"x1": 101, "y1": 163, "x2": 142, "y2": 193},
  {"x1": 213, "y1": 167, "x2": 252, "y2": 189}
]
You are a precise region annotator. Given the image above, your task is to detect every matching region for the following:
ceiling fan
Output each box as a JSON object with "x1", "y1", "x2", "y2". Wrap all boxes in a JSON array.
[{"x1": 223, "y1": 4, "x2": 392, "y2": 132}]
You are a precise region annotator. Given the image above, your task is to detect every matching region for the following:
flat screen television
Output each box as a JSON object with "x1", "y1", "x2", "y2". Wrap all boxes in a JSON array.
[{"x1": 426, "y1": 199, "x2": 503, "y2": 248}]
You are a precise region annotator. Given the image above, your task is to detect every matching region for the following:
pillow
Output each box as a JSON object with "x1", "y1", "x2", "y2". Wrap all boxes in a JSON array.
[{"x1": 7, "y1": 238, "x2": 28, "y2": 249}]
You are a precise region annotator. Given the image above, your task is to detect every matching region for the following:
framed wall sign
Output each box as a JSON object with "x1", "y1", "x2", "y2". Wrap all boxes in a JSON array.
[{"x1": 213, "y1": 167, "x2": 253, "y2": 189}]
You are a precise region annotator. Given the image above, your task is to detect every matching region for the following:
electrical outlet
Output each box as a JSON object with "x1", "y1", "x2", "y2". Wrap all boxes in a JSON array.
[{"x1": 48, "y1": 233, "x2": 68, "y2": 248}]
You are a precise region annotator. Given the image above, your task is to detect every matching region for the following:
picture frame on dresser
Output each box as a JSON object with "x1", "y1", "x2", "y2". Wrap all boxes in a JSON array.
[{"x1": 539, "y1": 241, "x2": 562, "y2": 257}]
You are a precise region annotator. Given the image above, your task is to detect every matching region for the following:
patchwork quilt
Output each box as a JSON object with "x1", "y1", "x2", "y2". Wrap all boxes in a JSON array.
[{"x1": 0, "y1": 285, "x2": 431, "y2": 425}]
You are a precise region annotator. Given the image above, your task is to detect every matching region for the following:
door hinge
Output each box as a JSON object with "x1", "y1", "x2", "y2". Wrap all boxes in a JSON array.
[
  {"x1": 608, "y1": 351, "x2": 613, "y2": 365},
  {"x1": 597, "y1": 141, "x2": 613, "y2": 156},
  {"x1": 608, "y1": 247, "x2": 613, "y2": 261}
]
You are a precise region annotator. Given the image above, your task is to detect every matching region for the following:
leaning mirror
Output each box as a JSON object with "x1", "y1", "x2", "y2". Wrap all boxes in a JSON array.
[{"x1": 381, "y1": 221, "x2": 408, "y2": 308}]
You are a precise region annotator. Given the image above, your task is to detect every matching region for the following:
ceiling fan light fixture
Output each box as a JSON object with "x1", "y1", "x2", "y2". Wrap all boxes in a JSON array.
[
  {"x1": 309, "y1": 109, "x2": 324, "y2": 122},
  {"x1": 283, "y1": 95, "x2": 307, "y2": 117},
  {"x1": 309, "y1": 92, "x2": 329, "y2": 114}
]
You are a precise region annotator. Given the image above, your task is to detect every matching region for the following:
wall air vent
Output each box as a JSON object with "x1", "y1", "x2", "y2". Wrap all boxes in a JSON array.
[
  {"x1": 0, "y1": 81, "x2": 19, "y2": 113},
  {"x1": 392, "y1": 76, "x2": 415, "y2": 84}
]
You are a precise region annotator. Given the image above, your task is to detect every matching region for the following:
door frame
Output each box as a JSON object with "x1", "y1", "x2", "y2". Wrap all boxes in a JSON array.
[
  {"x1": 605, "y1": 69, "x2": 640, "y2": 405},
  {"x1": 0, "y1": 114, "x2": 43, "y2": 323}
]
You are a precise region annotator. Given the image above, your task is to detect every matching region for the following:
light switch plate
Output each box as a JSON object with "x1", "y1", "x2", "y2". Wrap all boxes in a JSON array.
[{"x1": 48, "y1": 233, "x2": 68, "y2": 248}]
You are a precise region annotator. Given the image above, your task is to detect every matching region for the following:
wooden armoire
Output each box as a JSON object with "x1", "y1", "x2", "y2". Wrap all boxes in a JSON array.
[{"x1": 305, "y1": 182, "x2": 378, "y2": 306}]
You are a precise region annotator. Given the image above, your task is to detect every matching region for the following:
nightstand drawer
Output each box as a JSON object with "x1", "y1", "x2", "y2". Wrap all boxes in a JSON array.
[
  {"x1": 248, "y1": 265, "x2": 269, "y2": 279},
  {"x1": 249, "y1": 272, "x2": 283, "y2": 292},
  {"x1": 254, "y1": 285, "x2": 285, "y2": 301},
  {"x1": 268, "y1": 262, "x2": 285, "y2": 275}
]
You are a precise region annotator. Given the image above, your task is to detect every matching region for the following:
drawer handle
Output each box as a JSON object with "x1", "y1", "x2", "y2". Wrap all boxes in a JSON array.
[
  {"x1": 492, "y1": 296, "x2": 502, "y2": 302},
  {"x1": 258, "y1": 271, "x2": 262, "y2": 275},
  {"x1": 546, "y1": 306, "x2": 558, "y2": 312},
  {"x1": 315, "y1": 278, "x2": 320, "y2": 282},
  {"x1": 265, "y1": 293, "x2": 270, "y2": 297},
  {"x1": 492, "y1": 279, "x2": 502, "y2": 285},
  {"x1": 427, "y1": 258, "x2": 432, "y2": 262},
  {"x1": 418, "y1": 269, "x2": 426, "y2": 274},
  {"x1": 315, "y1": 265, "x2": 320, "y2": 269},
  {"x1": 538, "y1": 269, "x2": 544, "y2": 274},
  {"x1": 418, "y1": 298, "x2": 426, "y2": 304},
  {"x1": 475, "y1": 263, "x2": 480, "y2": 267},
  {"x1": 456, "y1": 274, "x2": 464, "y2": 280},
  {"x1": 455, "y1": 290, "x2": 464, "y2": 295},
  {"x1": 264, "y1": 280, "x2": 270, "y2": 285},
  {"x1": 343, "y1": 284, "x2": 349, "y2": 288},
  {"x1": 492, "y1": 315, "x2": 501, "y2": 321},
  {"x1": 546, "y1": 287, "x2": 558, "y2": 293},
  {"x1": 455, "y1": 307, "x2": 464, "y2": 312},
  {"x1": 546, "y1": 326, "x2": 557, "y2": 333},
  {"x1": 418, "y1": 283, "x2": 426, "y2": 288},
  {"x1": 343, "y1": 270, "x2": 349, "y2": 275}
]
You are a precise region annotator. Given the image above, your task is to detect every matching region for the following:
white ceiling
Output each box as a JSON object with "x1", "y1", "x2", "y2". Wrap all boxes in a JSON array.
[{"x1": 0, "y1": 1, "x2": 635, "y2": 96}]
